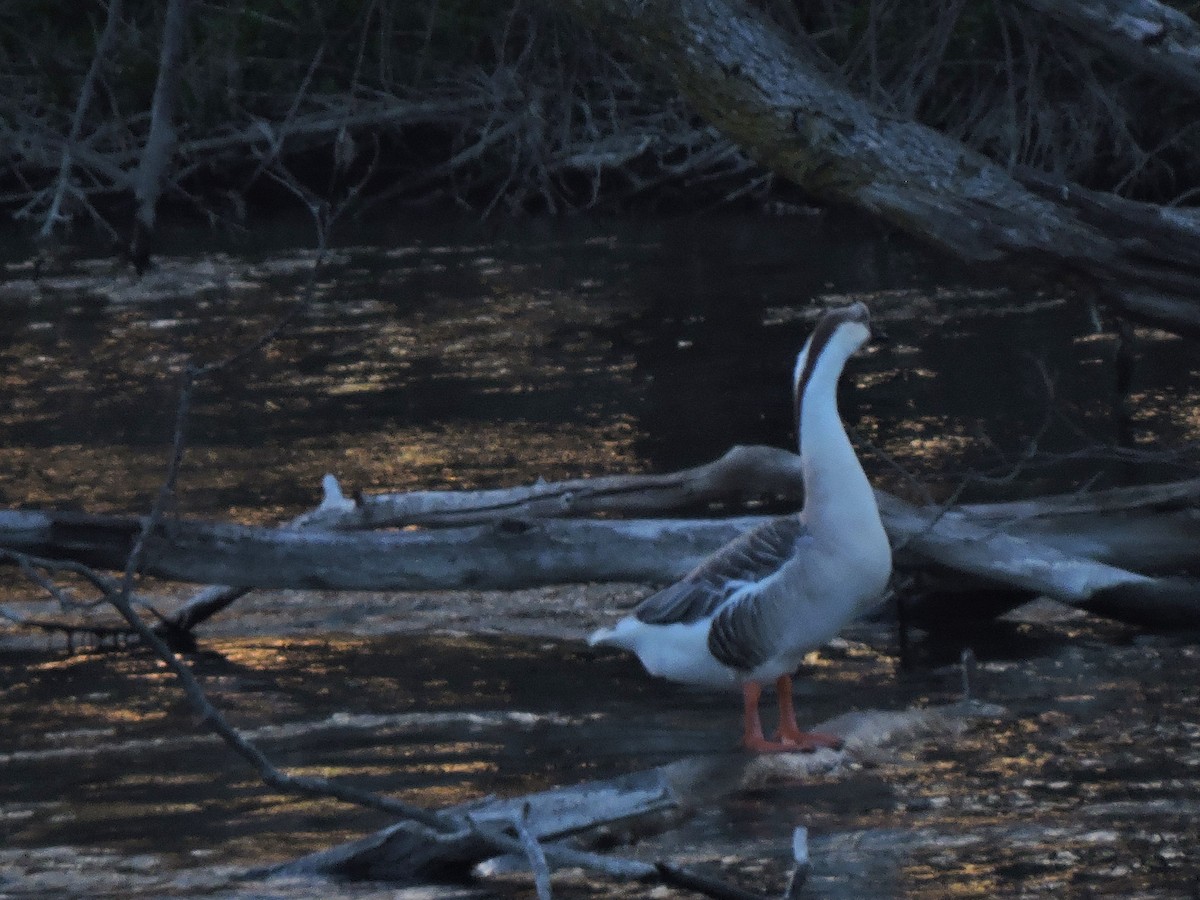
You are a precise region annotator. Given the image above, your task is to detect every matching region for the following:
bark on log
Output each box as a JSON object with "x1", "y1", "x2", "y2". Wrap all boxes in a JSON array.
[
  {"x1": 3, "y1": 448, "x2": 1198, "y2": 627},
  {"x1": 2, "y1": 497, "x2": 1198, "y2": 627},
  {"x1": 274, "y1": 769, "x2": 676, "y2": 880},
  {"x1": 273, "y1": 702, "x2": 996, "y2": 884},
  {"x1": 128, "y1": 0, "x2": 190, "y2": 271},
  {"x1": 562, "y1": 0, "x2": 1108, "y2": 262},
  {"x1": 0, "y1": 508, "x2": 753, "y2": 590},
  {"x1": 1016, "y1": 0, "x2": 1200, "y2": 96},
  {"x1": 294, "y1": 445, "x2": 806, "y2": 530},
  {"x1": 558, "y1": 0, "x2": 1200, "y2": 337}
]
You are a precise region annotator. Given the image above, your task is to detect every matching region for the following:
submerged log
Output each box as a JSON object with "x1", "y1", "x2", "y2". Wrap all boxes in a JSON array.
[
  {"x1": 274, "y1": 768, "x2": 676, "y2": 881},
  {"x1": 271, "y1": 701, "x2": 998, "y2": 884}
]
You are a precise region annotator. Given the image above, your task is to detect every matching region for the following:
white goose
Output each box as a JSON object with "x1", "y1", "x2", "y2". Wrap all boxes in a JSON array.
[{"x1": 590, "y1": 302, "x2": 891, "y2": 753}]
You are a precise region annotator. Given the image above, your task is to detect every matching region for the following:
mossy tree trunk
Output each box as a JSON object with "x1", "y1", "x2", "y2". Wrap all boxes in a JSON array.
[{"x1": 559, "y1": 0, "x2": 1200, "y2": 336}]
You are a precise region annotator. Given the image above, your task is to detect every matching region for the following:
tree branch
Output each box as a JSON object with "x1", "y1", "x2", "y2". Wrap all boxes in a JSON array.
[{"x1": 37, "y1": 0, "x2": 125, "y2": 241}]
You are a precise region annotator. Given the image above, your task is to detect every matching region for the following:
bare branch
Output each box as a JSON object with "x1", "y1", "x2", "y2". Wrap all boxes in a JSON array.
[
  {"x1": 38, "y1": 0, "x2": 125, "y2": 241},
  {"x1": 129, "y1": 0, "x2": 192, "y2": 267}
]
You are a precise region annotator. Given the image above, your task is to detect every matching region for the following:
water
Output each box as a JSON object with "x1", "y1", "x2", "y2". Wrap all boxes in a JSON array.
[
  {"x1": 1, "y1": 212, "x2": 1199, "y2": 896},
  {"x1": 5, "y1": 619, "x2": 1200, "y2": 897},
  {"x1": 2, "y1": 212, "x2": 1197, "y2": 525}
]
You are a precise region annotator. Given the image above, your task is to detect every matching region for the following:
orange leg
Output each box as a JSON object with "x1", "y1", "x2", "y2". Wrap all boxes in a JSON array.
[
  {"x1": 741, "y1": 681, "x2": 793, "y2": 753},
  {"x1": 774, "y1": 675, "x2": 843, "y2": 751}
]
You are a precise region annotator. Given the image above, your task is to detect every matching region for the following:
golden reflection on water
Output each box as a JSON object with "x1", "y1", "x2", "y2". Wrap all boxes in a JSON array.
[
  {"x1": 1, "y1": 241, "x2": 1198, "y2": 545},
  {"x1": 3, "y1": 233, "x2": 1200, "y2": 895},
  {"x1": 0, "y1": 262, "x2": 647, "y2": 533}
]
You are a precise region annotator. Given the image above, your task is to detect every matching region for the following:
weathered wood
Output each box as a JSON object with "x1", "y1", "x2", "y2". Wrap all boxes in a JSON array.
[
  {"x1": 273, "y1": 769, "x2": 675, "y2": 881},
  {"x1": 882, "y1": 493, "x2": 1151, "y2": 600},
  {"x1": 128, "y1": 0, "x2": 190, "y2": 270},
  {"x1": 274, "y1": 702, "x2": 996, "y2": 884},
  {"x1": 558, "y1": 0, "x2": 1200, "y2": 336},
  {"x1": 959, "y1": 476, "x2": 1200, "y2": 520},
  {"x1": 37, "y1": 0, "x2": 125, "y2": 241},
  {"x1": 0, "y1": 508, "x2": 752, "y2": 590},
  {"x1": 1016, "y1": 0, "x2": 1200, "y2": 97},
  {"x1": 980, "y1": 509, "x2": 1200, "y2": 575},
  {"x1": 562, "y1": 0, "x2": 1109, "y2": 264},
  {"x1": 3, "y1": 449, "x2": 1198, "y2": 626},
  {"x1": 294, "y1": 445, "x2": 805, "y2": 530},
  {"x1": 7, "y1": 498, "x2": 1186, "y2": 601}
]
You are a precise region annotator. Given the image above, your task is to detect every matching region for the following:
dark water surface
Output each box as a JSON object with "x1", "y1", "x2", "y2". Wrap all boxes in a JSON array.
[
  {"x1": 5, "y1": 619, "x2": 1200, "y2": 897},
  {"x1": 2, "y1": 213, "x2": 1197, "y2": 524},
  {"x1": 2, "y1": 213, "x2": 1199, "y2": 896}
]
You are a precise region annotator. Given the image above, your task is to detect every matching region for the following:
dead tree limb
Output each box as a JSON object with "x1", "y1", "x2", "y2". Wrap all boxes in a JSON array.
[
  {"x1": 3, "y1": 486, "x2": 1198, "y2": 627},
  {"x1": 6, "y1": 545, "x2": 758, "y2": 897},
  {"x1": 166, "y1": 445, "x2": 800, "y2": 634},
  {"x1": 1016, "y1": 0, "x2": 1200, "y2": 97},
  {"x1": 294, "y1": 444, "x2": 805, "y2": 530},
  {"x1": 36, "y1": 0, "x2": 125, "y2": 242},
  {"x1": 128, "y1": 0, "x2": 191, "y2": 270},
  {"x1": 959, "y1": 476, "x2": 1200, "y2": 519},
  {"x1": 4, "y1": 446, "x2": 1198, "y2": 629},
  {"x1": 560, "y1": 0, "x2": 1109, "y2": 262},
  {"x1": 274, "y1": 701, "x2": 994, "y2": 886},
  {"x1": 0, "y1": 507, "x2": 753, "y2": 590},
  {"x1": 559, "y1": 0, "x2": 1200, "y2": 337},
  {"x1": 4, "y1": 550, "x2": 761, "y2": 898}
]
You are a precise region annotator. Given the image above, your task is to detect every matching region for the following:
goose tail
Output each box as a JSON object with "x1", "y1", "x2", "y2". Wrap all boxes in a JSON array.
[{"x1": 587, "y1": 617, "x2": 637, "y2": 649}]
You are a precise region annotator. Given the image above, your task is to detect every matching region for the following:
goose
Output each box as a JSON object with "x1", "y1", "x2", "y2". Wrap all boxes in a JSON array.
[{"x1": 589, "y1": 301, "x2": 891, "y2": 753}]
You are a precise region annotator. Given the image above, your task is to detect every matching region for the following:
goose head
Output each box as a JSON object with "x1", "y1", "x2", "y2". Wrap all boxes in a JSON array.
[{"x1": 791, "y1": 301, "x2": 871, "y2": 450}]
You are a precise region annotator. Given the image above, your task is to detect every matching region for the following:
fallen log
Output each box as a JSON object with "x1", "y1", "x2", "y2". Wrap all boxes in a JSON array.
[
  {"x1": 273, "y1": 768, "x2": 676, "y2": 881},
  {"x1": 0, "y1": 508, "x2": 753, "y2": 590},
  {"x1": 958, "y1": 476, "x2": 1200, "y2": 520},
  {"x1": 292, "y1": 444, "x2": 806, "y2": 530},
  {"x1": 559, "y1": 0, "x2": 1200, "y2": 337},
  {"x1": 1015, "y1": 0, "x2": 1200, "y2": 97},
  {"x1": 270, "y1": 701, "x2": 999, "y2": 884},
  {"x1": 3, "y1": 448, "x2": 1199, "y2": 628},
  {"x1": 0, "y1": 496, "x2": 1180, "y2": 600},
  {"x1": 879, "y1": 494, "x2": 1200, "y2": 626}
]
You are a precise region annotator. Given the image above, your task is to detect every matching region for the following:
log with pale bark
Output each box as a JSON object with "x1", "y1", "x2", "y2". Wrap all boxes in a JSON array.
[
  {"x1": 271, "y1": 701, "x2": 998, "y2": 884},
  {"x1": 128, "y1": 0, "x2": 190, "y2": 270},
  {"x1": 1015, "y1": 0, "x2": 1200, "y2": 96},
  {"x1": 2, "y1": 446, "x2": 1198, "y2": 631},
  {"x1": 558, "y1": 0, "x2": 1200, "y2": 337}
]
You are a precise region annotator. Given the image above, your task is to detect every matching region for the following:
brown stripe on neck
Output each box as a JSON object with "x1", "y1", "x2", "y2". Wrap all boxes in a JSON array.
[{"x1": 794, "y1": 306, "x2": 863, "y2": 453}]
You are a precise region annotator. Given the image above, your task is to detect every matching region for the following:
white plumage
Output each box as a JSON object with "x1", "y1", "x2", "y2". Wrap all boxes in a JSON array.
[{"x1": 589, "y1": 301, "x2": 891, "y2": 752}]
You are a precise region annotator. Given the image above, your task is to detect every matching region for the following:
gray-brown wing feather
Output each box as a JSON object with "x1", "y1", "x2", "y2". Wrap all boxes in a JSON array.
[
  {"x1": 634, "y1": 516, "x2": 808, "y2": 629},
  {"x1": 708, "y1": 594, "x2": 775, "y2": 671}
]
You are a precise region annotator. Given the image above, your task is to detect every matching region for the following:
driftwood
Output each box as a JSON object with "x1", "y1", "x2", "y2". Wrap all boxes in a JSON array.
[
  {"x1": 273, "y1": 768, "x2": 675, "y2": 881},
  {"x1": 958, "y1": 476, "x2": 1200, "y2": 520},
  {"x1": 270, "y1": 701, "x2": 998, "y2": 884},
  {"x1": 294, "y1": 445, "x2": 806, "y2": 530},
  {"x1": 2, "y1": 446, "x2": 1198, "y2": 630},
  {"x1": 0, "y1": 508, "x2": 753, "y2": 591},
  {"x1": 880, "y1": 495, "x2": 1200, "y2": 626}
]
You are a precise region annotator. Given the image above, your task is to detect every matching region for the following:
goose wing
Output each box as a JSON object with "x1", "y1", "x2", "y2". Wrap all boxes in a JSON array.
[{"x1": 634, "y1": 515, "x2": 810, "y2": 631}]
